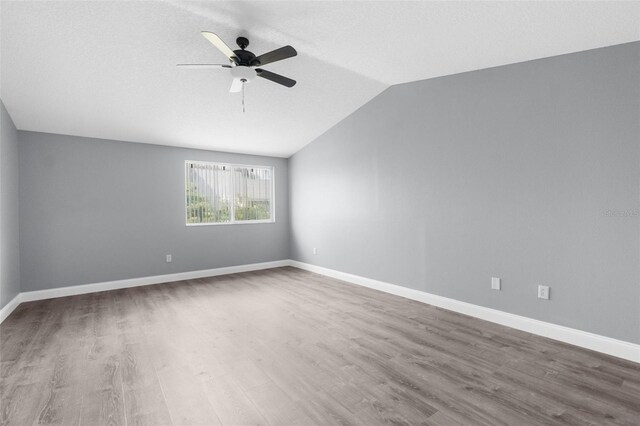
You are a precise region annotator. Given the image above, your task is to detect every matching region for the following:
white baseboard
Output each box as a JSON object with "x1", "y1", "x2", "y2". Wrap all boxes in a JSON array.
[
  {"x1": 0, "y1": 260, "x2": 289, "y2": 322},
  {"x1": 0, "y1": 293, "x2": 23, "y2": 324},
  {"x1": 289, "y1": 260, "x2": 640, "y2": 364}
]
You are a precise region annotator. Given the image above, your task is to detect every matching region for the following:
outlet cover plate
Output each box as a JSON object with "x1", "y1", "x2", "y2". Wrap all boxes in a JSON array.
[
  {"x1": 491, "y1": 277, "x2": 501, "y2": 290},
  {"x1": 538, "y1": 285, "x2": 550, "y2": 300}
]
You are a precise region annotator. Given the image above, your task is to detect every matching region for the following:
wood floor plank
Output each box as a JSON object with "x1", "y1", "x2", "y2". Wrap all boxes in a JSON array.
[
  {"x1": 1, "y1": 266, "x2": 639, "y2": 426},
  {"x1": 78, "y1": 292, "x2": 127, "y2": 426},
  {"x1": 133, "y1": 285, "x2": 221, "y2": 426},
  {"x1": 118, "y1": 289, "x2": 173, "y2": 426},
  {"x1": 32, "y1": 294, "x2": 93, "y2": 425},
  {"x1": 243, "y1": 379, "x2": 319, "y2": 426},
  {"x1": 1, "y1": 298, "x2": 70, "y2": 425},
  {"x1": 199, "y1": 373, "x2": 268, "y2": 425}
]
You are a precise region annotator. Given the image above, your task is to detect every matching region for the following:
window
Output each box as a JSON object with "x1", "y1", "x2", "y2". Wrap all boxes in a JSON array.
[{"x1": 185, "y1": 161, "x2": 274, "y2": 225}]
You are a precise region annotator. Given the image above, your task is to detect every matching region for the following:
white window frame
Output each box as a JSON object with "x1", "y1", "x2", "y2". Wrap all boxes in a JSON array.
[{"x1": 185, "y1": 160, "x2": 276, "y2": 226}]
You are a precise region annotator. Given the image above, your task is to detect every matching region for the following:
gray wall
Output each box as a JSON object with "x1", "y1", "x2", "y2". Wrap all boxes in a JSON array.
[
  {"x1": 0, "y1": 100, "x2": 21, "y2": 309},
  {"x1": 19, "y1": 131, "x2": 289, "y2": 291},
  {"x1": 289, "y1": 42, "x2": 640, "y2": 344}
]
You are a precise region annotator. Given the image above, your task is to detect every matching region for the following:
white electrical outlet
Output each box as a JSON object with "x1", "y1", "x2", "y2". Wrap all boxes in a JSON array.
[
  {"x1": 313, "y1": 247, "x2": 318, "y2": 255},
  {"x1": 491, "y1": 277, "x2": 501, "y2": 290},
  {"x1": 537, "y1": 285, "x2": 550, "y2": 300},
  {"x1": 166, "y1": 254, "x2": 172, "y2": 263}
]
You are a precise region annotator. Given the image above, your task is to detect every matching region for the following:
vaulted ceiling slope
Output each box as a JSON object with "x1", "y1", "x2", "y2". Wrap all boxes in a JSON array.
[{"x1": 2, "y1": 1, "x2": 639, "y2": 157}]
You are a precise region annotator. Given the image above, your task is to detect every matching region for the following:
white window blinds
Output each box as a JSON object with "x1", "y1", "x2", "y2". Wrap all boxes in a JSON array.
[
  {"x1": 185, "y1": 161, "x2": 274, "y2": 225},
  {"x1": 233, "y1": 166, "x2": 273, "y2": 222}
]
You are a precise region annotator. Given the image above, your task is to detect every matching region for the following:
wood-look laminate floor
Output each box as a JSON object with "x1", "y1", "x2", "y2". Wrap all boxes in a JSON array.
[{"x1": 1, "y1": 267, "x2": 639, "y2": 426}]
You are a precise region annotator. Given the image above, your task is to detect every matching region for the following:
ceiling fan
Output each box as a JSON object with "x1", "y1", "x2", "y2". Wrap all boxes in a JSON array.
[{"x1": 178, "y1": 32, "x2": 297, "y2": 93}]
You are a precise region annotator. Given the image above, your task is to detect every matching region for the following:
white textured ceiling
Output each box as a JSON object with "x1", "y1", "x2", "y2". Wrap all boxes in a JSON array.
[{"x1": 2, "y1": 1, "x2": 639, "y2": 157}]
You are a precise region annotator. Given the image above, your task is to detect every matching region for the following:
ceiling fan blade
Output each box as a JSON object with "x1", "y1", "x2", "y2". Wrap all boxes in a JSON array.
[
  {"x1": 176, "y1": 64, "x2": 232, "y2": 69},
  {"x1": 255, "y1": 45, "x2": 297, "y2": 66},
  {"x1": 201, "y1": 31, "x2": 238, "y2": 64},
  {"x1": 229, "y1": 78, "x2": 243, "y2": 93},
  {"x1": 256, "y1": 69, "x2": 296, "y2": 88}
]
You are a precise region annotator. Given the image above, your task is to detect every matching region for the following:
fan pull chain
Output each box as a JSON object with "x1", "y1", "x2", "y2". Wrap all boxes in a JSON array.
[{"x1": 241, "y1": 79, "x2": 246, "y2": 113}]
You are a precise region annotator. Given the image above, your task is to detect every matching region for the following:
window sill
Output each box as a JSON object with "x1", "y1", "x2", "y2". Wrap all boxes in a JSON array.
[{"x1": 186, "y1": 220, "x2": 275, "y2": 227}]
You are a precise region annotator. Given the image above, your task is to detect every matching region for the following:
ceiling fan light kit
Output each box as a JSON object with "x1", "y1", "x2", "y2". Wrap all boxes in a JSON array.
[
  {"x1": 179, "y1": 32, "x2": 298, "y2": 112},
  {"x1": 229, "y1": 66, "x2": 255, "y2": 91}
]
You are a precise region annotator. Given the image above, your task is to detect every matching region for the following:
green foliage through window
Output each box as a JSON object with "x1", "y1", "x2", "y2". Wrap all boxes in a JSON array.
[
  {"x1": 234, "y1": 199, "x2": 271, "y2": 221},
  {"x1": 186, "y1": 182, "x2": 230, "y2": 223}
]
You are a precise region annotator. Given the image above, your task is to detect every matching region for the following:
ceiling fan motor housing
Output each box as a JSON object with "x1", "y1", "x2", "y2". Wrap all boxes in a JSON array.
[
  {"x1": 230, "y1": 66, "x2": 256, "y2": 83},
  {"x1": 233, "y1": 49, "x2": 261, "y2": 66}
]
